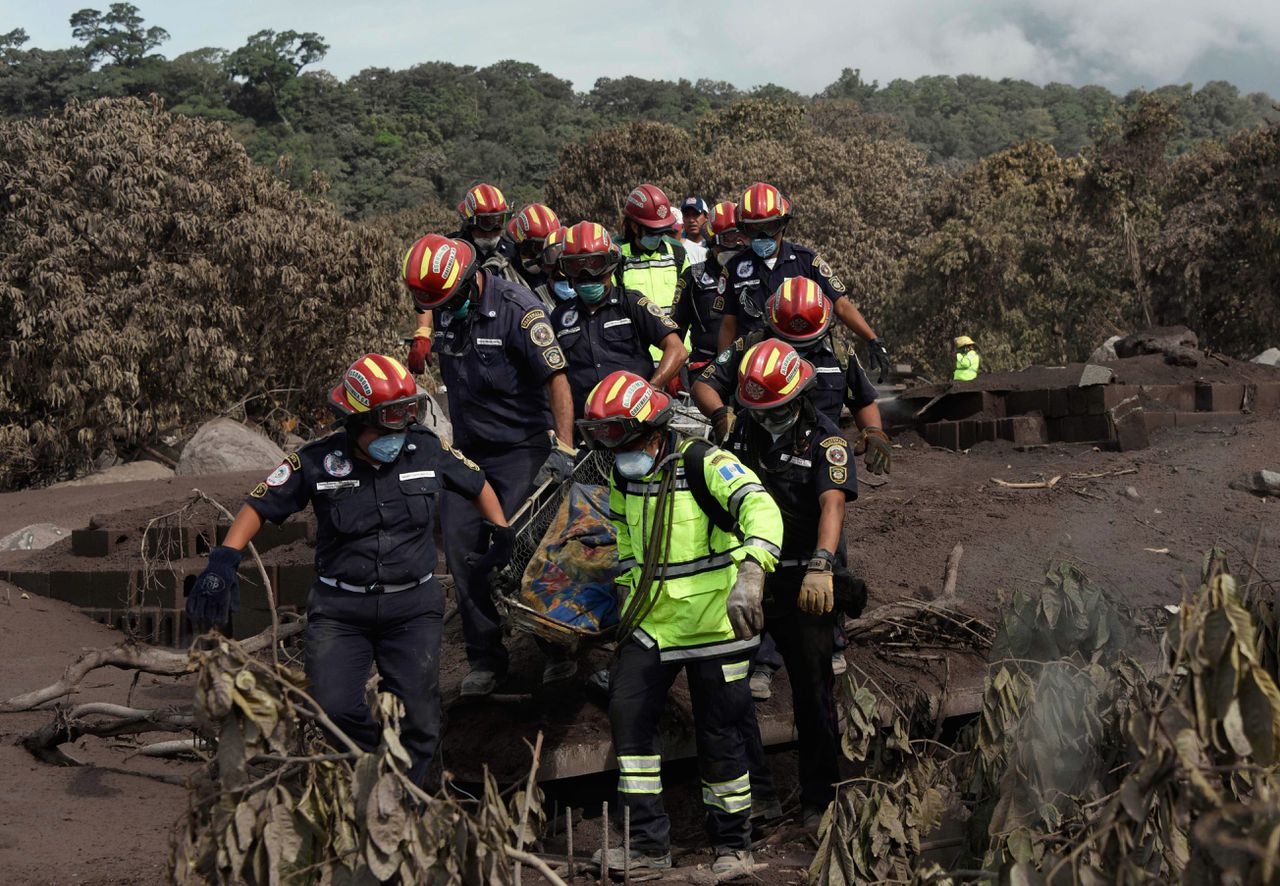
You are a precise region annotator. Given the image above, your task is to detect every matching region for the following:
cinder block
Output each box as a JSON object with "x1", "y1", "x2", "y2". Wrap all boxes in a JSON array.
[
  {"x1": 1068, "y1": 385, "x2": 1107, "y2": 416},
  {"x1": 89, "y1": 569, "x2": 135, "y2": 610},
  {"x1": 999, "y1": 415, "x2": 1047, "y2": 444},
  {"x1": 1005, "y1": 390, "x2": 1049, "y2": 416},
  {"x1": 1136, "y1": 384, "x2": 1195, "y2": 412},
  {"x1": 71, "y1": 529, "x2": 114, "y2": 558},
  {"x1": 1251, "y1": 382, "x2": 1280, "y2": 414},
  {"x1": 1047, "y1": 388, "x2": 1071, "y2": 418},
  {"x1": 1048, "y1": 415, "x2": 1110, "y2": 443},
  {"x1": 46, "y1": 571, "x2": 95, "y2": 606},
  {"x1": 1108, "y1": 396, "x2": 1149, "y2": 451},
  {"x1": 5, "y1": 571, "x2": 50, "y2": 598},
  {"x1": 923, "y1": 421, "x2": 960, "y2": 451}
]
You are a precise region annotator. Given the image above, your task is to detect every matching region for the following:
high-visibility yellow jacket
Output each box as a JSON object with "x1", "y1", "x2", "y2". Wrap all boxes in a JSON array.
[
  {"x1": 620, "y1": 239, "x2": 689, "y2": 360},
  {"x1": 954, "y1": 349, "x2": 980, "y2": 381},
  {"x1": 609, "y1": 439, "x2": 781, "y2": 661}
]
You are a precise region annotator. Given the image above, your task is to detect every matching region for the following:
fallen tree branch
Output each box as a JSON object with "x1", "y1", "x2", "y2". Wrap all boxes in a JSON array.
[
  {"x1": 991, "y1": 475, "x2": 1061, "y2": 489},
  {"x1": 22, "y1": 705, "x2": 197, "y2": 765},
  {"x1": 0, "y1": 618, "x2": 304, "y2": 713},
  {"x1": 504, "y1": 848, "x2": 568, "y2": 886}
]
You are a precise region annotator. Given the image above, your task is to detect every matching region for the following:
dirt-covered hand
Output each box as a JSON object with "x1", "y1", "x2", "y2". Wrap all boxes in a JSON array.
[
  {"x1": 798, "y1": 570, "x2": 834, "y2": 615},
  {"x1": 856, "y1": 426, "x2": 893, "y2": 475},
  {"x1": 533, "y1": 440, "x2": 577, "y2": 487},
  {"x1": 185, "y1": 545, "x2": 241, "y2": 629},
  {"x1": 867, "y1": 339, "x2": 891, "y2": 383},
  {"x1": 711, "y1": 406, "x2": 735, "y2": 445},
  {"x1": 465, "y1": 523, "x2": 515, "y2": 579},
  {"x1": 407, "y1": 332, "x2": 432, "y2": 373},
  {"x1": 727, "y1": 560, "x2": 765, "y2": 639}
]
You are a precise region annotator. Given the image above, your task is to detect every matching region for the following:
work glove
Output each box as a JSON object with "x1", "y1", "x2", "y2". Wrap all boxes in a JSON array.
[
  {"x1": 185, "y1": 545, "x2": 241, "y2": 630},
  {"x1": 407, "y1": 329, "x2": 433, "y2": 374},
  {"x1": 798, "y1": 569, "x2": 835, "y2": 616},
  {"x1": 726, "y1": 560, "x2": 765, "y2": 640},
  {"x1": 867, "y1": 338, "x2": 891, "y2": 384},
  {"x1": 533, "y1": 439, "x2": 577, "y2": 487},
  {"x1": 854, "y1": 426, "x2": 893, "y2": 475},
  {"x1": 834, "y1": 572, "x2": 868, "y2": 619},
  {"x1": 710, "y1": 406, "x2": 735, "y2": 445},
  {"x1": 465, "y1": 523, "x2": 515, "y2": 581}
]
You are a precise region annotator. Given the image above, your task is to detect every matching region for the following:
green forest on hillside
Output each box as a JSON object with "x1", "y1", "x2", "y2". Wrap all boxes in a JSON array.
[{"x1": 3, "y1": 4, "x2": 1277, "y2": 217}]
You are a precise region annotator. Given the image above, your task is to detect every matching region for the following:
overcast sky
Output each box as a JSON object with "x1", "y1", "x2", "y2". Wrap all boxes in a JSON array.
[{"x1": 10, "y1": 0, "x2": 1280, "y2": 96}]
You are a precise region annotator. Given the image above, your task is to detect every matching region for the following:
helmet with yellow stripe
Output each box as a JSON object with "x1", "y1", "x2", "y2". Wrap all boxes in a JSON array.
[
  {"x1": 737, "y1": 182, "x2": 792, "y2": 238},
  {"x1": 327, "y1": 354, "x2": 423, "y2": 429},
  {"x1": 459, "y1": 182, "x2": 510, "y2": 232},
  {"x1": 736, "y1": 338, "x2": 815, "y2": 410},
  {"x1": 401, "y1": 234, "x2": 477, "y2": 311},
  {"x1": 766, "y1": 278, "x2": 832, "y2": 345},
  {"x1": 577, "y1": 370, "x2": 673, "y2": 450},
  {"x1": 558, "y1": 221, "x2": 622, "y2": 280}
]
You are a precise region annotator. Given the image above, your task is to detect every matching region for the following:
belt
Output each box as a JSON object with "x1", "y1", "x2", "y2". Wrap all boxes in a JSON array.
[
  {"x1": 776, "y1": 558, "x2": 809, "y2": 569},
  {"x1": 319, "y1": 573, "x2": 433, "y2": 595}
]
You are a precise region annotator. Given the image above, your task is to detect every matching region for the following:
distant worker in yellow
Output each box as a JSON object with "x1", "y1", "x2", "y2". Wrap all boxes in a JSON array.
[{"x1": 953, "y1": 335, "x2": 980, "y2": 381}]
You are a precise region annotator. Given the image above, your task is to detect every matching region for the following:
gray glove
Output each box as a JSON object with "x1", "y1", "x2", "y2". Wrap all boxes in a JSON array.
[
  {"x1": 533, "y1": 440, "x2": 577, "y2": 487},
  {"x1": 727, "y1": 560, "x2": 765, "y2": 640}
]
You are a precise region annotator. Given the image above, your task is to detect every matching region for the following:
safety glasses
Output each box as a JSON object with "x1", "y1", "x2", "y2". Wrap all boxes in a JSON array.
[
  {"x1": 559, "y1": 252, "x2": 618, "y2": 279},
  {"x1": 740, "y1": 218, "x2": 787, "y2": 239},
  {"x1": 470, "y1": 212, "x2": 508, "y2": 233},
  {"x1": 372, "y1": 395, "x2": 426, "y2": 430},
  {"x1": 714, "y1": 228, "x2": 750, "y2": 248},
  {"x1": 576, "y1": 416, "x2": 644, "y2": 450}
]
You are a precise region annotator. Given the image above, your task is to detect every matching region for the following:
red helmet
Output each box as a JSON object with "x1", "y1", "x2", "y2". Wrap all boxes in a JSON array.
[
  {"x1": 402, "y1": 235, "x2": 477, "y2": 310},
  {"x1": 578, "y1": 370, "x2": 673, "y2": 449},
  {"x1": 708, "y1": 200, "x2": 748, "y2": 248},
  {"x1": 328, "y1": 354, "x2": 422, "y2": 428},
  {"x1": 623, "y1": 183, "x2": 675, "y2": 231},
  {"x1": 736, "y1": 339, "x2": 815, "y2": 410},
  {"x1": 738, "y1": 182, "x2": 792, "y2": 237},
  {"x1": 766, "y1": 278, "x2": 833, "y2": 344},
  {"x1": 460, "y1": 183, "x2": 510, "y2": 232},
  {"x1": 511, "y1": 203, "x2": 561, "y2": 243},
  {"x1": 542, "y1": 225, "x2": 569, "y2": 270},
  {"x1": 558, "y1": 221, "x2": 622, "y2": 279}
]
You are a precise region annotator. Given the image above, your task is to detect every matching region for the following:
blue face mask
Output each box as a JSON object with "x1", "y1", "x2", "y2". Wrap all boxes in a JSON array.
[
  {"x1": 367, "y1": 433, "x2": 406, "y2": 464},
  {"x1": 615, "y1": 449, "x2": 655, "y2": 479},
  {"x1": 577, "y1": 281, "x2": 606, "y2": 303},
  {"x1": 553, "y1": 280, "x2": 577, "y2": 301},
  {"x1": 751, "y1": 236, "x2": 778, "y2": 259},
  {"x1": 639, "y1": 234, "x2": 664, "y2": 251}
]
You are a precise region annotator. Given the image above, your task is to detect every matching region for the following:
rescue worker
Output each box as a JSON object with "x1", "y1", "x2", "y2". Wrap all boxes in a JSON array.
[
  {"x1": 617, "y1": 183, "x2": 689, "y2": 321},
  {"x1": 953, "y1": 335, "x2": 980, "y2": 381},
  {"x1": 577, "y1": 370, "x2": 783, "y2": 878},
  {"x1": 505, "y1": 203, "x2": 561, "y2": 308},
  {"x1": 408, "y1": 183, "x2": 518, "y2": 374},
  {"x1": 550, "y1": 221, "x2": 687, "y2": 414},
  {"x1": 402, "y1": 233, "x2": 577, "y2": 695},
  {"x1": 717, "y1": 182, "x2": 892, "y2": 383},
  {"x1": 671, "y1": 200, "x2": 746, "y2": 372},
  {"x1": 723, "y1": 339, "x2": 861, "y2": 827},
  {"x1": 185, "y1": 354, "x2": 512, "y2": 786}
]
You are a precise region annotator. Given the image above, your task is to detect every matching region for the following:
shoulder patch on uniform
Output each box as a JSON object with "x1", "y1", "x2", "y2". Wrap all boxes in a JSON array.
[
  {"x1": 529, "y1": 320, "x2": 555, "y2": 347},
  {"x1": 447, "y1": 445, "x2": 480, "y2": 471},
  {"x1": 265, "y1": 462, "x2": 292, "y2": 487},
  {"x1": 715, "y1": 346, "x2": 734, "y2": 365},
  {"x1": 713, "y1": 295, "x2": 725, "y2": 311},
  {"x1": 249, "y1": 482, "x2": 268, "y2": 499},
  {"x1": 826, "y1": 445, "x2": 848, "y2": 466},
  {"x1": 813, "y1": 254, "x2": 833, "y2": 277},
  {"x1": 829, "y1": 466, "x2": 847, "y2": 484},
  {"x1": 546, "y1": 346, "x2": 566, "y2": 370},
  {"x1": 520, "y1": 309, "x2": 547, "y2": 329},
  {"x1": 819, "y1": 436, "x2": 846, "y2": 448},
  {"x1": 286, "y1": 452, "x2": 302, "y2": 470},
  {"x1": 717, "y1": 462, "x2": 746, "y2": 482},
  {"x1": 644, "y1": 300, "x2": 666, "y2": 318}
]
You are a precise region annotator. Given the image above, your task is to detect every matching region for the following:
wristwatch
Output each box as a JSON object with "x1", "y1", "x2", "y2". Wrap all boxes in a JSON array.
[{"x1": 808, "y1": 548, "x2": 836, "y2": 573}]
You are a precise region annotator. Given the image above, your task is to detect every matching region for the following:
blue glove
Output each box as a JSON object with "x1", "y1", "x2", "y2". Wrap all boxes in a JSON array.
[{"x1": 185, "y1": 545, "x2": 242, "y2": 630}]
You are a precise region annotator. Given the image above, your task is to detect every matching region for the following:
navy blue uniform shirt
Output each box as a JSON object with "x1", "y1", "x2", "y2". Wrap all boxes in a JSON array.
[
  {"x1": 721, "y1": 241, "x2": 851, "y2": 339},
  {"x1": 432, "y1": 274, "x2": 566, "y2": 449},
  {"x1": 672, "y1": 258, "x2": 730, "y2": 364},
  {"x1": 549, "y1": 286, "x2": 678, "y2": 416},
  {"x1": 245, "y1": 424, "x2": 487, "y2": 586},
  {"x1": 725, "y1": 408, "x2": 857, "y2": 561}
]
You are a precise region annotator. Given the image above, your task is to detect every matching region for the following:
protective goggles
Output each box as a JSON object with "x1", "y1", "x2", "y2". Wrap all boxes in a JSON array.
[
  {"x1": 576, "y1": 416, "x2": 645, "y2": 450},
  {"x1": 469, "y1": 212, "x2": 508, "y2": 232},
  {"x1": 714, "y1": 228, "x2": 750, "y2": 248},
  {"x1": 362, "y1": 395, "x2": 425, "y2": 430},
  {"x1": 559, "y1": 252, "x2": 618, "y2": 278},
  {"x1": 739, "y1": 217, "x2": 787, "y2": 239}
]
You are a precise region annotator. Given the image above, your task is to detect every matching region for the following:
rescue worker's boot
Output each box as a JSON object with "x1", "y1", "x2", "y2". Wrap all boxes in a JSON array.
[
  {"x1": 711, "y1": 847, "x2": 756, "y2": 879},
  {"x1": 459, "y1": 669, "x2": 499, "y2": 697},
  {"x1": 749, "y1": 669, "x2": 773, "y2": 701},
  {"x1": 591, "y1": 845, "x2": 672, "y2": 874},
  {"x1": 541, "y1": 659, "x2": 577, "y2": 684}
]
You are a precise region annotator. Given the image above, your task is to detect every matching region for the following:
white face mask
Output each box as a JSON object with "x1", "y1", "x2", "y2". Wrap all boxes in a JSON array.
[{"x1": 473, "y1": 235, "x2": 501, "y2": 253}]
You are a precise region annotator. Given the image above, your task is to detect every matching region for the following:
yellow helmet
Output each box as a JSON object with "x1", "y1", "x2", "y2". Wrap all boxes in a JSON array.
[{"x1": 954, "y1": 335, "x2": 975, "y2": 349}]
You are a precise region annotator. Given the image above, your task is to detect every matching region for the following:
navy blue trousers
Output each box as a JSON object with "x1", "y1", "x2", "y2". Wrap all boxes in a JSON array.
[
  {"x1": 305, "y1": 578, "x2": 444, "y2": 786},
  {"x1": 440, "y1": 434, "x2": 550, "y2": 673}
]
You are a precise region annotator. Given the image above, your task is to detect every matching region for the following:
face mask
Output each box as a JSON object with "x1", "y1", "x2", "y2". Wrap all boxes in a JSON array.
[
  {"x1": 553, "y1": 280, "x2": 577, "y2": 301},
  {"x1": 577, "y1": 281, "x2": 606, "y2": 303},
  {"x1": 751, "y1": 236, "x2": 778, "y2": 259},
  {"x1": 615, "y1": 449, "x2": 656, "y2": 479},
  {"x1": 639, "y1": 234, "x2": 664, "y2": 251},
  {"x1": 444, "y1": 298, "x2": 471, "y2": 319},
  {"x1": 367, "y1": 433, "x2": 406, "y2": 463},
  {"x1": 754, "y1": 403, "x2": 799, "y2": 436},
  {"x1": 473, "y1": 235, "x2": 501, "y2": 254},
  {"x1": 716, "y1": 248, "x2": 741, "y2": 268}
]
